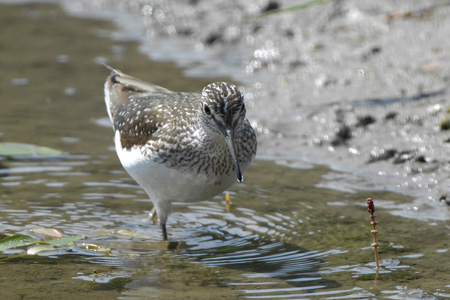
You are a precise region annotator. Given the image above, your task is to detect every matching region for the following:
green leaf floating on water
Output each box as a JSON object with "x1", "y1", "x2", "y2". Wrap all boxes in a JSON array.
[
  {"x1": 0, "y1": 234, "x2": 39, "y2": 251},
  {"x1": 0, "y1": 234, "x2": 84, "y2": 253},
  {"x1": 0, "y1": 142, "x2": 63, "y2": 159},
  {"x1": 115, "y1": 229, "x2": 151, "y2": 239},
  {"x1": 46, "y1": 235, "x2": 84, "y2": 247},
  {"x1": 26, "y1": 245, "x2": 56, "y2": 255}
]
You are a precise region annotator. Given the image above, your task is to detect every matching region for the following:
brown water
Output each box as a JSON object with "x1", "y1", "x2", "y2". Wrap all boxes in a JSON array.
[{"x1": 0, "y1": 3, "x2": 449, "y2": 300}]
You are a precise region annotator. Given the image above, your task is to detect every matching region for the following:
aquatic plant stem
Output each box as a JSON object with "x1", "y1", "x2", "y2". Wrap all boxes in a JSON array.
[
  {"x1": 367, "y1": 197, "x2": 379, "y2": 270},
  {"x1": 225, "y1": 192, "x2": 231, "y2": 213}
]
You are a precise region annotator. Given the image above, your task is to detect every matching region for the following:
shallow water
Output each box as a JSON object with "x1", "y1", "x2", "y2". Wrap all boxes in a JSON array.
[{"x1": 0, "y1": 3, "x2": 449, "y2": 300}]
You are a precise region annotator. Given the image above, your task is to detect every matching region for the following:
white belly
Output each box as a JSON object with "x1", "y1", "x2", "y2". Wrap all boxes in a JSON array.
[{"x1": 114, "y1": 131, "x2": 235, "y2": 203}]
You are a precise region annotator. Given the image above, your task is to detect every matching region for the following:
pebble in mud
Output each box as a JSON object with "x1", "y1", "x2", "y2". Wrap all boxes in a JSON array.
[
  {"x1": 368, "y1": 148, "x2": 397, "y2": 163},
  {"x1": 356, "y1": 115, "x2": 376, "y2": 127},
  {"x1": 331, "y1": 125, "x2": 352, "y2": 146},
  {"x1": 392, "y1": 150, "x2": 417, "y2": 164},
  {"x1": 439, "y1": 194, "x2": 450, "y2": 206}
]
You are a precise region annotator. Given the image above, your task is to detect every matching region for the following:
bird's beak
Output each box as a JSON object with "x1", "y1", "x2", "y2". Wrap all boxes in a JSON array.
[{"x1": 224, "y1": 127, "x2": 243, "y2": 182}]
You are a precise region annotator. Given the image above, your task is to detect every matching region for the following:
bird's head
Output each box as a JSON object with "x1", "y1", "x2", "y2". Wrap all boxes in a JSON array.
[{"x1": 200, "y1": 82, "x2": 247, "y2": 182}]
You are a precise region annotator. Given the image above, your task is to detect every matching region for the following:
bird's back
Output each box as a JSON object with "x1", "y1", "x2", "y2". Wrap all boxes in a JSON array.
[{"x1": 104, "y1": 68, "x2": 202, "y2": 151}]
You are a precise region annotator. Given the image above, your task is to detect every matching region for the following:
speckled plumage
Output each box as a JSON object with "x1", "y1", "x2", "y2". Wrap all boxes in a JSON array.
[{"x1": 104, "y1": 67, "x2": 257, "y2": 240}]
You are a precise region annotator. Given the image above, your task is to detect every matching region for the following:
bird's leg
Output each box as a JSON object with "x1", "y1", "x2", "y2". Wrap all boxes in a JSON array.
[
  {"x1": 161, "y1": 222, "x2": 168, "y2": 241},
  {"x1": 155, "y1": 201, "x2": 171, "y2": 241},
  {"x1": 150, "y1": 206, "x2": 167, "y2": 240}
]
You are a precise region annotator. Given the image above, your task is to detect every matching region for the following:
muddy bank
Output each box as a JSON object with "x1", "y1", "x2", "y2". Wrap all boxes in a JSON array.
[{"x1": 38, "y1": 0, "x2": 450, "y2": 219}]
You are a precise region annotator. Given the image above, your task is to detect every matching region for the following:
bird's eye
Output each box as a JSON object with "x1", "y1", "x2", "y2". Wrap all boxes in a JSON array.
[{"x1": 203, "y1": 104, "x2": 211, "y2": 115}]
